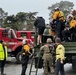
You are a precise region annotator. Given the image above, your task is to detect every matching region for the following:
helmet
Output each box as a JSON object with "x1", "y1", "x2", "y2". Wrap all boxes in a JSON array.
[
  {"x1": 46, "y1": 38, "x2": 52, "y2": 43},
  {"x1": 71, "y1": 9, "x2": 76, "y2": 13},
  {"x1": 67, "y1": 14, "x2": 73, "y2": 17},
  {"x1": 22, "y1": 39, "x2": 28, "y2": 44},
  {"x1": 54, "y1": 7, "x2": 59, "y2": 11},
  {"x1": 67, "y1": 14, "x2": 73, "y2": 19},
  {"x1": 55, "y1": 38, "x2": 61, "y2": 43}
]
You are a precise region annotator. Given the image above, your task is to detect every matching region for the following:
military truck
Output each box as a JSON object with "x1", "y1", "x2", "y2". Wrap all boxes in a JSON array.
[
  {"x1": 62, "y1": 42, "x2": 76, "y2": 69},
  {"x1": 34, "y1": 26, "x2": 76, "y2": 69}
]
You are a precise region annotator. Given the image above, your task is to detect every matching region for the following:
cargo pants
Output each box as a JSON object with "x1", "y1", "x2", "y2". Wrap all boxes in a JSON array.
[{"x1": 43, "y1": 58, "x2": 54, "y2": 75}]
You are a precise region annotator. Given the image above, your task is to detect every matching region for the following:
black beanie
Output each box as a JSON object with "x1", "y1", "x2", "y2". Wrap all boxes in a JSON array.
[
  {"x1": 55, "y1": 38, "x2": 61, "y2": 43},
  {"x1": 0, "y1": 40, "x2": 3, "y2": 43}
]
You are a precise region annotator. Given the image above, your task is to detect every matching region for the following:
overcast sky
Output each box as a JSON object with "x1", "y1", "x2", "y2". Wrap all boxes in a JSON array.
[{"x1": 0, "y1": 0, "x2": 76, "y2": 23}]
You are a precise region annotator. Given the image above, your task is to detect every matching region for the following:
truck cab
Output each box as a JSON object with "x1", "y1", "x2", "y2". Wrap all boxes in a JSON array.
[
  {"x1": 17, "y1": 30, "x2": 35, "y2": 45},
  {"x1": 0, "y1": 27, "x2": 24, "y2": 63}
]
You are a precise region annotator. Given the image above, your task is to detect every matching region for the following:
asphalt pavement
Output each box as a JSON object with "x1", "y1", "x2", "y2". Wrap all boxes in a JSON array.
[{"x1": 3, "y1": 57, "x2": 76, "y2": 75}]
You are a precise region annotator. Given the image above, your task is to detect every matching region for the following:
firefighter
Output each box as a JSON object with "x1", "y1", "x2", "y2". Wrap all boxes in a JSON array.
[
  {"x1": 0, "y1": 40, "x2": 8, "y2": 75},
  {"x1": 62, "y1": 15, "x2": 76, "y2": 42},
  {"x1": 40, "y1": 38, "x2": 54, "y2": 75},
  {"x1": 52, "y1": 7, "x2": 66, "y2": 41},
  {"x1": 54, "y1": 38, "x2": 65, "y2": 75},
  {"x1": 34, "y1": 16, "x2": 45, "y2": 46},
  {"x1": 21, "y1": 39, "x2": 33, "y2": 75}
]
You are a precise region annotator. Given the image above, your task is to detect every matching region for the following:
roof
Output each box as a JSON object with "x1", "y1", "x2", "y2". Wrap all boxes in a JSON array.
[{"x1": 17, "y1": 30, "x2": 35, "y2": 33}]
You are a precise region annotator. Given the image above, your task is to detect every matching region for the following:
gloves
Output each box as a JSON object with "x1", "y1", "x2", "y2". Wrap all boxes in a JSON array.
[{"x1": 60, "y1": 60, "x2": 64, "y2": 64}]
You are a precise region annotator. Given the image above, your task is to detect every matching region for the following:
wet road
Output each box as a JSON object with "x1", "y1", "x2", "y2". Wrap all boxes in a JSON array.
[{"x1": 4, "y1": 57, "x2": 76, "y2": 75}]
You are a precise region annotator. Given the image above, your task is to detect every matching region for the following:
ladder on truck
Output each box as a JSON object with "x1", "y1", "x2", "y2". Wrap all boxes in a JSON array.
[{"x1": 29, "y1": 47, "x2": 42, "y2": 75}]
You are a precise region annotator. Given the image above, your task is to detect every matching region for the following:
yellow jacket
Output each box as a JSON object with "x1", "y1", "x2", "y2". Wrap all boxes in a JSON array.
[
  {"x1": 53, "y1": 11, "x2": 65, "y2": 21},
  {"x1": 70, "y1": 19, "x2": 76, "y2": 28},
  {"x1": 53, "y1": 11, "x2": 59, "y2": 20},
  {"x1": 0, "y1": 44, "x2": 8, "y2": 60},
  {"x1": 56, "y1": 44, "x2": 65, "y2": 61},
  {"x1": 23, "y1": 44, "x2": 31, "y2": 55}
]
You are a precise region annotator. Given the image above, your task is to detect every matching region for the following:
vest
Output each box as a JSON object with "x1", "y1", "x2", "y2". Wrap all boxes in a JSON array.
[{"x1": 0, "y1": 43, "x2": 8, "y2": 60}]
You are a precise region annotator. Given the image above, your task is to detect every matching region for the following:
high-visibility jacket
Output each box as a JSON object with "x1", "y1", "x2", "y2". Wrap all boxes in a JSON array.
[
  {"x1": 0, "y1": 43, "x2": 8, "y2": 60},
  {"x1": 53, "y1": 10, "x2": 65, "y2": 21},
  {"x1": 70, "y1": 19, "x2": 76, "y2": 28}
]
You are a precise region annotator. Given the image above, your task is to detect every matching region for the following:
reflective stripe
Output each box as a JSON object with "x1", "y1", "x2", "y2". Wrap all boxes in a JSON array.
[
  {"x1": 4, "y1": 42, "x2": 17, "y2": 45},
  {"x1": 5, "y1": 46, "x2": 8, "y2": 58}
]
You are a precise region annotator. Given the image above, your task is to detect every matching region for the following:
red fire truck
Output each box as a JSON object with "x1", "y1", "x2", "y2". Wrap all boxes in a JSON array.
[{"x1": 0, "y1": 27, "x2": 26, "y2": 63}]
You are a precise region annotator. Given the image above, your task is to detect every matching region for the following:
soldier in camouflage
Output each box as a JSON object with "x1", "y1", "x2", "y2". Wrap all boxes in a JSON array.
[{"x1": 40, "y1": 38, "x2": 54, "y2": 75}]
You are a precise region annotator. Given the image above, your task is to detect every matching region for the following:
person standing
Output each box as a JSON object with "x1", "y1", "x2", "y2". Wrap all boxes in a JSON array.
[
  {"x1": 34, "y1": 16, "x2": 45, "y2": 46},
  {"x1": 21, "y1": 39, "x2": 33, "y2": 75},
  {"x1": 52, "y1": 7, "x2": 66, "y2": 41},
  {"x1": 0, "y1": 40, "x2": 8, "y2": 75},
  {"x1": 40, "y1": 38, "x2": 54, "y2": 75},
  {"x1": 54, "y1": 38, "x2": 65, "y2": 75}
]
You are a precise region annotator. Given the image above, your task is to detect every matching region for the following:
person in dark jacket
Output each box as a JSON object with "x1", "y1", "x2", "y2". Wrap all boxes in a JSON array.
[{"x1": 34, "y1": 16, "x2": 45, "y2": 46}]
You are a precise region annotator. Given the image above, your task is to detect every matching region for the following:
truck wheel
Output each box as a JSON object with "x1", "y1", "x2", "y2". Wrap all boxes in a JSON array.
[{"x1": 16, "y1": 51, "x2": 22, "y2": 64}]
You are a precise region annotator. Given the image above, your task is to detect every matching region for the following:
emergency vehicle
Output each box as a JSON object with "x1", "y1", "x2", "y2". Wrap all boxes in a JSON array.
[{"x1": 0, "y1": 27, "x2": 26, "y2": 63}]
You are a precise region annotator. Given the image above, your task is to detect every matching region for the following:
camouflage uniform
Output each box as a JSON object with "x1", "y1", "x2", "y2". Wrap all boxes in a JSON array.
[{"x1": 40, "y1": 38, "x2": 54, "y2": 75}]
